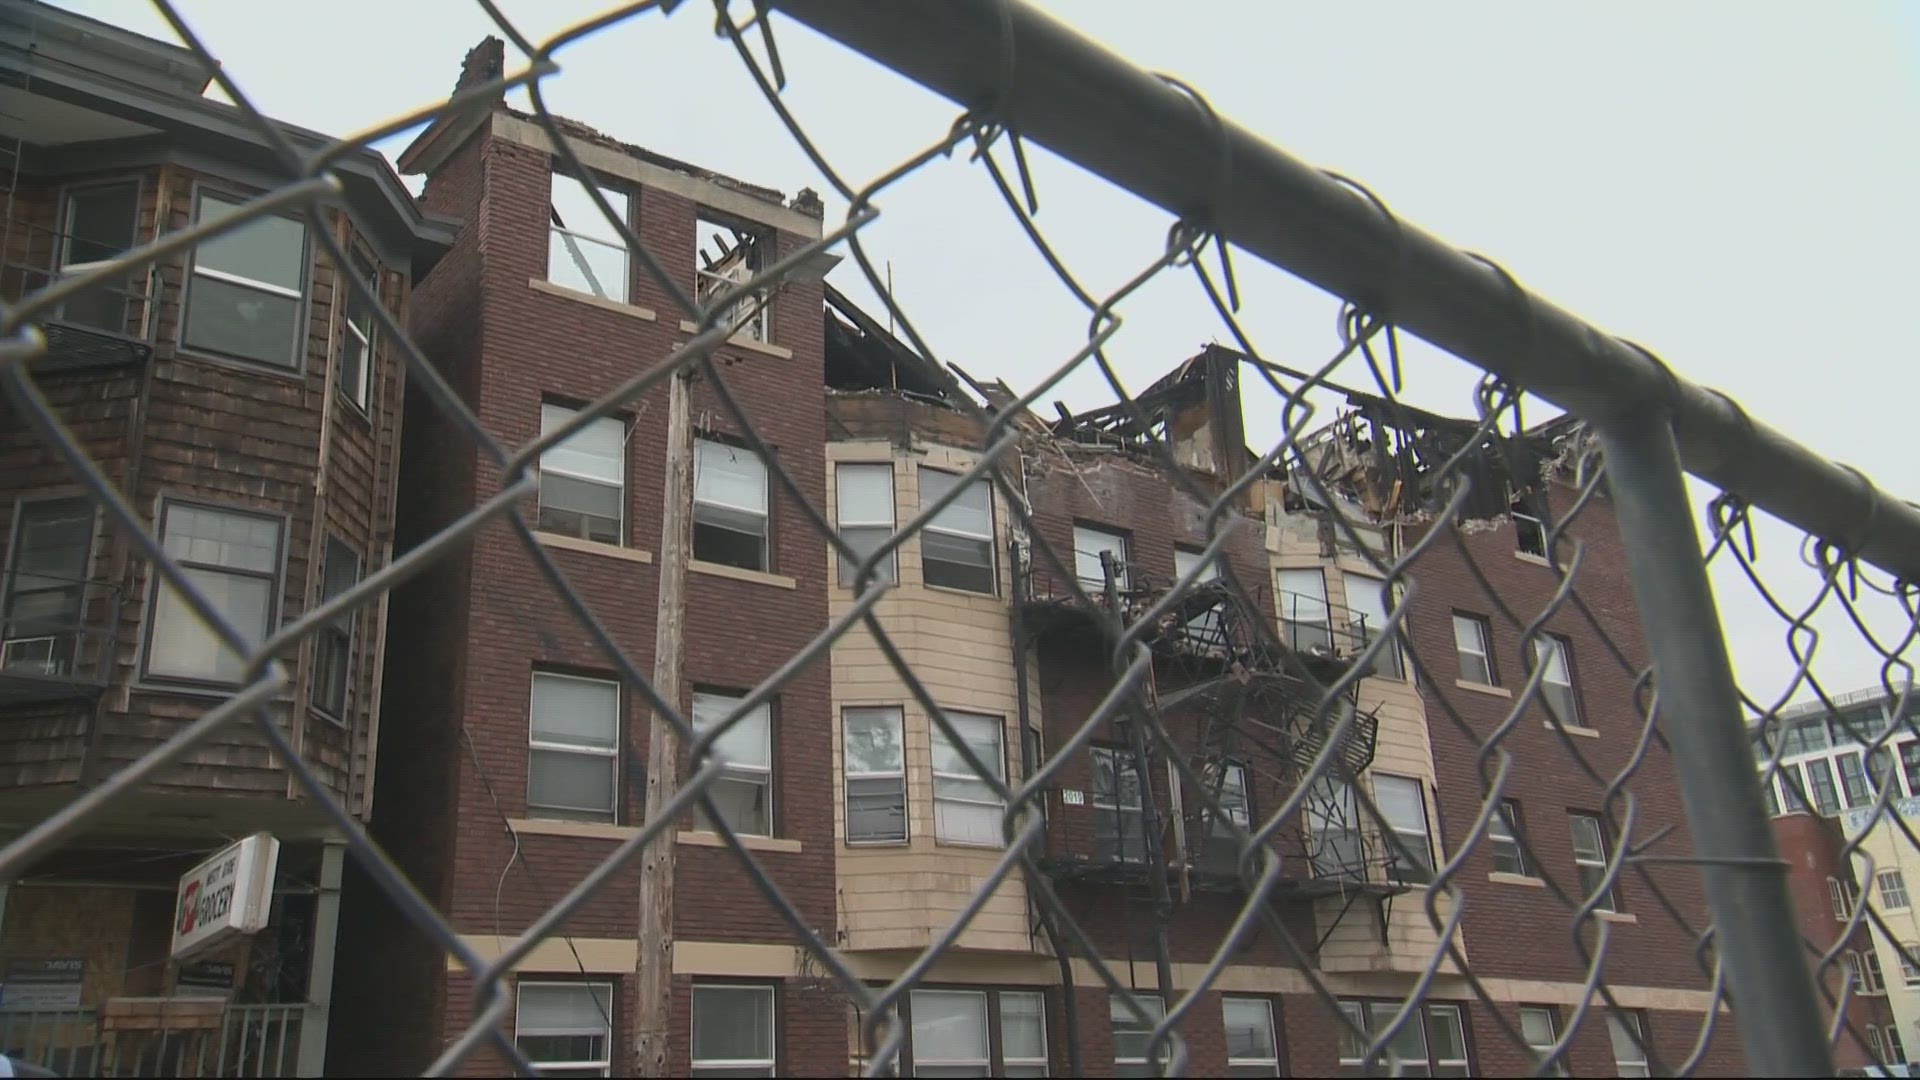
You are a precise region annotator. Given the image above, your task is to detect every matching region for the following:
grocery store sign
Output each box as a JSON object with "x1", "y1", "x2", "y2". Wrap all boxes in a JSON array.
[{"x1": 172, "y1": 833, "x2": 279, "y2": 960}]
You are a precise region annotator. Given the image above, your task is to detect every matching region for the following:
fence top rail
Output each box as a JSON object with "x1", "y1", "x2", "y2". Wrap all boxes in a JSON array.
[{"x1": 767, "y1": 0, "x2": 1920, "y2": 583}]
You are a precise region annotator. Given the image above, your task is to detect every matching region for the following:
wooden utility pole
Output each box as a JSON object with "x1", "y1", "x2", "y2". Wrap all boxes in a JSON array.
[{"x1": 635, "y1": 366, "x2": 693, "y2": 1076}]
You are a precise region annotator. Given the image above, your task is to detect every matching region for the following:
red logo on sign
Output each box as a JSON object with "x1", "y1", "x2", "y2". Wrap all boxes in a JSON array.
[{"x1": 178, "y1": 881, "x2": 201, "y2": 935}]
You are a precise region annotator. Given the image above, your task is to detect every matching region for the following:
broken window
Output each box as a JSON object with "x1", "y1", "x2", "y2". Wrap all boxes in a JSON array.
[
  {"x1": 694, "y1": 439, "x2": 770, "y2": 571},
  {"x1": 695, "y1": 213, "x2": 770, "y2": 342},
  {"x1": 1276, "y1": 568, "x2": 1331, "y2": 655},
  {"x1": 548, "y1": 170, "x2": 630, "y2": 301},
  {"x1": 1510, "y1": 489, "x2": 1548, "y2": 557}
]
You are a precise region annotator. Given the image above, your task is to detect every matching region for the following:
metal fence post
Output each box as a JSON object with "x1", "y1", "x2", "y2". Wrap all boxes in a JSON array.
[{"x1": 1595, "y1": 411, "x2": 1831, "y2": 1077}]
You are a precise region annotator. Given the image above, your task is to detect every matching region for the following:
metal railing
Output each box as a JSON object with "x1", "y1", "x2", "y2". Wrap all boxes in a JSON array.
[
  {"x1": 0, "y1": 1003, "x2": 307, "y2": 1078},
  {"x1": 0, "y1": 1, "x2": 1913, "y2": 1076}
]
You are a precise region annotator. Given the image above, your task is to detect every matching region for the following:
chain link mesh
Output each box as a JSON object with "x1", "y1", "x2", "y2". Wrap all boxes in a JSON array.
[{"x1": 0, "y1": 1, "x2": 1907, "y2": 1076}]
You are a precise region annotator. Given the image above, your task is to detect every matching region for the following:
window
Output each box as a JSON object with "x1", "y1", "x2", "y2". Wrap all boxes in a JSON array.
[
  {"x1": 1308, "y1": 776, "x2": 1364, "y2": 881},
  {"x1": 1489, "y1": 800, "x2": 1530, "y2": 877},
  {"x1": 1848, "y1": 951, "x2": 1869, "y2": 993},
  {"x1": 143, "y1": 503, "x2": 282, "y2": 685},
  {"x1": 1829, "y1": 877, "x2": 1851, "y2": 921},
  {"x1": 1223, "y1": 997, "x2": 1281, "y2": 1077},
  {"x1": 1838, "y1": 752, "x2": 1874, "y2": 809},
  {"x1": 1869, "y1": 1025, "x2": 1887, "y2": 1065},
  {"x1": 1533, "y1": 635, "x2": 1582, "y2": 728},
  {"x1": 1889, "y1": 1023, "x2": 1907, "y2": 1064},
  {"x1": 1902, "y1": 742, "x2": 1920, "y2": 800},
  {"x1": 1277, "y1": 567, "x2": 1331, "y2": 655},
  {"x1": 932, "y1": 711, "x2": 1006, "y2": 846},
  {"x1": 844, "y1": 707, "x2": 906, "y2": 843},
  {"x1": 1173, "y1": 548, "x2": 1225, "y2": 648},
  {"x1": 1782, "y1": 715, "x2": 1831, "y2": 756},
  {"x1": 516, "y1": 981, "x2": 612, "y2": 1077},
  {"x1": 183, "y1": 191, "x2": 308, "y2": 367},
  {"x1": 1805, "y1": 757, "x2": 1841, "y2": 815},
  {"x1": 1338, "y1": 1000, "x2": 1472, "y2": 1076},
  {"x1": 1608, "y1": 1013, "x2": 1650, "y2": 1078},
  {"x1": 1569, "y1": 813, "x2": 1618, "y2": 912},
  {"x1": 902, "y1": 988, "x2": 1047, "y2": 1077},
  {"x1": 1452, "y1": 613, "x2": 1494, "y2": 685},
  {"x1": 1518, "y1": 1007, "x2": 1564, "y2": 1077},
  {"x1": 1345, "y1": 574, "x2": 1402, "y2": 678},
  {"x1": 1778, "y1": 762, "x2": 1808, "y2": 813},
  {"x1": 836, "y1": 464, "x2": 896, "y2": 585},
  {"x1": 310, "y1": 537, "x2": 360, "y2": 719},
  {"x1": 1900, "y1": 943, "x2": 1920, "y2": 986},
  {"x1": 1870, "y1": 746, "x2": 1898, "y2": 797},
  {"x1": 692, "y1": 691, "x2": 774, "y2": 836},
  {"x1": 1110, "y1": 994, "x2": 1167, "y2": 1078},
  {"x1": 527, "y1": 673, "x2": 620, "y2": 823},
  {"x1": 1865, "y1": 949, "x2": 1886, "y2": 993},
  {"x1": 920, "y1": 470, "x2": 995, "y2": 594},
  {"x1": 1091, "y1": 746, "x2": 1147, "y2": 863},
  {"x1": 1373, "y1": 775, "x2": 1433, "y2": 884},
  {"x1": 548, "y1": 171, "x2": 630, "y2": 301},
  {"x1": 1881, "y1": 869, "x2": 1910, "y2": 910},
  {"x1": 691, "y1": 984, "x2": 775, "y2": 1077},
  {"x1": 1074, "y1": 525, "x2": 1129, "y2": 592},
  {"x1": 57, "y1": 181, "x2": 139, "y2": 332},
  {"x1": 338, "y1": 250, "x2": 377, "y2": 410},
  {"x1": 538, "y1": 404, "x2": 625, "y2": 545},
  {"x1": 2, "y1": 498, "x2": 95, "y2": 677},
  {"x1": 695, "y1": 214, "x2": 770, "y2": 342},
  {"x1": 1511, "y1": 490, "x2": 1547, "y2": 557},
  {"x1": 694, "y1": 440, "x2": 770, "y2": 571}
]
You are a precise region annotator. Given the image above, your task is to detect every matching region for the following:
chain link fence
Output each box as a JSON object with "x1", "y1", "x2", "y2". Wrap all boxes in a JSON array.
[{"x1": 0, "y1": 0, "x2": 1914, "y2": 1076}]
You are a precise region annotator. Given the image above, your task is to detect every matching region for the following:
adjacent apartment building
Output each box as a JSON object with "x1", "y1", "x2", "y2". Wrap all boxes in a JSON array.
[
  {"x1": 0, "y1": 9, "x2": 1762, "y2": 1077},
  {"x1": 0, "y1": 1, "x2": 447, "y2": 1073},
  {"x1": 1757, "y1": 682, "x2": 1920, "y2": 1068}
]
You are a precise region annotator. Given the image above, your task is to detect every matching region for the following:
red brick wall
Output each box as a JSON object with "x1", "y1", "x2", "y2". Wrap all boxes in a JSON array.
[{"x1": 1771, "y1": 811, "x2": 1897, "y2": 1069}]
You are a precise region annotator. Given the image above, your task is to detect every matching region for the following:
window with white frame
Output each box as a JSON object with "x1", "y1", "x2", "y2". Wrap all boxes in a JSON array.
[
  {"x1": 1110, "y1": 994, "x2": 1167, "y2": 1078},
  {"x1": 1837, "y1": 751, "x2": 1874, "y2": 809},
  {"x1": 538, "y1": 403, "x2": 625, "y2": 545},
  {"x1": 1829, "y1": 877, "x2": 1851, "y2": 921},
  {"x1": 1869, "y1": 1025, "x2": 1887, "y2": 1065},
  {"x1": 1277, "y1": 567, "x2": 1331, "y2": 655},
  {"x1": 903, "y1": 988, "x2": 1048, "y2": 1077},
  {"x1": 1901, "y1": 943, "x2": 1920, "y2": 986},
  {"x1": 338, "y1": 249, "x2": 377, "y2": 410},
  {"x1": 692, "y1": 691, "x2": 774, "y2": 836},
  {"x1": 515, "y1": 981, "x2": 612, "y2": 1077},
  {"x1": 920, "y1": 469, "x2": 995, "y2": 594},
  {"x1": 57, "y1": 181, "x2": 139, "y2": 332},
  {"x1": 1569, "y1": 812, "x2": 1619, "y2": 912},
  {"x1": 1173, "y1": 549, "x2": 1225, "y2": 648},
  {"x1": 1091, "y1": 746, "x2": 1147, "y2": 863},
  {"x1": 691, "y1": 984, "x2": 776, "y2": 1077},
  {"x1": 1308, "y1": 775, "x2": 1364, "y2": 882},
  {"x1": 1881, "y1": 869, "x2": 1910, "y2": 910},
  {"x1": 695, "y1": 214, "x2": 770, "y2": 342},
  {"x1": 1373, "y1": 774, "x2": 1434, "y2": 884},
  {"x1": 694, "y1": 439, "x2": 770, "y2": 571},
  {"x1": 1345, "y1": 574, "x2": 1403, "y2": 678},
  {"x1": 932, "y1": 711, "x2": 1006, "y2": 846},
  {"x1": 527, "y1": 673, "x2": 620, "y2": 823},
  {"x1": 310, "y1": 536, "x2": 359, "y2": 719},
  {"x1": 1074, "y1": 525, "x2": 1129, "y2": 592},
  {"x1": 1519, "y1": 1006, "x2": 1565, "y2": 1077},
  {"x1": 1337, "y1": 1000, "x2": 1472, "y2": 1076},
  {"x1": 1533, "y1": 635, "x2": 1583, "y2": 729},
  {"x1": 1453, "y1": 613, "x2": 1495, "y2": 685},
  {"x1": 547, "y1": 171, "x2": 630, "y2": 301},
  {"x1": 143, "y1": 502, "x2": 283, "y2": 685},
  {"x1": 843, "y1": 706, "x2": 906, "y2": 843},
  {"x1": 1489, "y1": 799, "x2": 1530, "y2": 877},
  {"x1": 183, "y1": 192, "x2": 308, "y2": 367},
  {"x1": 1608, "y1": 1012, "x2": 1650, "y2": 1078},
  {"x1": 1805, "y1": 757, "x2": 1841, "y2": 815},
  {"x1": 836, "y1": 464, "x2": 896, "y2": 585},
  {"x1": 1223, "y1": 997, "x2": 1281, "y2": 1077},
  {"x1": 1887, "y1": 1023, "x2": 1907, "y2": 1064},
  {"x1": 1903, "y1": 742, "x2": 1920, "y2": 800},
  {"x1": 1847, "y1": 951, "x2": 1868, "y2": 993},
  {"x1": 1510, "y1": 489, "x2": 1548, "y2": 557},
  {"x1": 2, "y1": 497, "x2": 95, "y2": 678},
  {"x1": 1865, "y1": 949, "x2": 1886, "y2": 993}
]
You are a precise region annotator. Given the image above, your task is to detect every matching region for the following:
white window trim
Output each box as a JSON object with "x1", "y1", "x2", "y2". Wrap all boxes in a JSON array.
[
  {"x1": 1091, "y1": 746, "x2": 1147, "y2": 863},
  {"x1": 1534, "y1": 635, "x2": 1583, "y2": 727},
  {"x1": 844, "y1": 706, "x2": 907, "y2": 845},
  {"x1": 1489, "y1": 800, "x2": 1528, "y2": 877},
  {"x1": 1609, "y1": 1012, "x2": 1650, "y2": 1078},
  {"x1": 1880, "y1": 869, "x2": 1911, "y2": 910},
  {"x1": 836, "y1": 463, "x2": 896, "y2": 585},
  {"x1": 1345, "y1": 572, "x2": 1403, "y2": 678},
  {"x1": 911, "y1": 988, "x2": 991, "y2": 1076},
  {"x1": 1074, "y1": 525, "x2": 1130, "y2": 591},
  {"x1": 1570, "y1": 813, "x2": 1619, "y2": 912},
  {"x1": 1000, "y1": 990, "x2": 1049, "y2": 1076},
  {"x1": 1453, "y1": 613, "x2": 1494, "y2": 684},
  {"x1": 1109, "y1": 993, "x2": 1166, "y2": 1073},
  {"x1": 694, "y1": 692, "x2": 775, "y2": 837},
  {"x1": 1900, "y1": 943, "x2": 1920, "y2": 986},
  {"x1": 1222, "y1": 996, "x2": 1280, "y2": 1075},
  {"x1": 1829, "y1": 877, "x2": 1851, "y2": 922},
  {"x1": 932, "y1": 711, "x2": 1008, "y2": 846},
  {"x1": 1519, "y1": 1006, "x2": 1563, "y2": 1076},
  {"x1": 527, "y1": 672, "x2": 621, "y2": 823},
  {"x1": 548, "y1": 173, "x2": 632, "y2": 303},
  {"x1": 691, "y1": 983, "x2": 776, "y2": 1075},
  {"x1": 193, "y1": 263, "x2": 303, "y2": 300},
  {"x1": 515, "y1": 979, "x2": 613, "y2": 1077},
  {"x1": 1372, "y1": 773, "x2": 1434, "y2": 883},
  {"x1": 1428, "y1": 1004, "x2": 1469, "y2": 1074},
  {"x1": 920, "y1": 468, "x2": 997, "y2": 594},
  {"x1": 340, "y1": 254, "x2": 377, "y2": 409},
  {"x1": 539, "y1": 405, "x2": 628, "y2": 545}
]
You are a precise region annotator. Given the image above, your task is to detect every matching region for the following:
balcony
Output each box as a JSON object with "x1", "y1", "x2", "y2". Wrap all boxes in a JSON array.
[
  {"x1": 0, "y1": 574, "x2": 122, "y2": 708},
  {"x1": 0, "y1": 219, "x2": 157, "y2": 375},
  {"x1": 0, "y1": 1002, "x2": 309, "y2": 1078}
]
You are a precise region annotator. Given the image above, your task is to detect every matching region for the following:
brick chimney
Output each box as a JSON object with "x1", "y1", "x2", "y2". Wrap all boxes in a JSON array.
[{"x1": 455, "y1": 36, "x2": 506, "y2": 97}]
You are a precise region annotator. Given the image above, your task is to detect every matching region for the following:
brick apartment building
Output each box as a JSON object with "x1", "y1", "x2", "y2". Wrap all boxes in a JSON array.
[
  {"x1": 0, "y1": 1, "x2": 446, "y2": 1073},
  {"x1": 0, "y1": 9, "x2": 1764, "y2": 1078}
]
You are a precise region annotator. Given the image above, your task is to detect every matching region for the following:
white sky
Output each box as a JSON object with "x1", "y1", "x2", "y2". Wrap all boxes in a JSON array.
[{"x1": 50, "y1": 0, "x2": 1920, "y2": 712}]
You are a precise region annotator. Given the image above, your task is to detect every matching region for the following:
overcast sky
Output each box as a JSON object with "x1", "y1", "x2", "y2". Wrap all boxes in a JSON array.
[{"x1": 50, "y1": 1, "x2": 1920, "y2": 712}]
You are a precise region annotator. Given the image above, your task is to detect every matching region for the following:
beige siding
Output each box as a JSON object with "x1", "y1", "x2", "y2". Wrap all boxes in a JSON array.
[{"x1": 827, "y1": 441, "x2": 1037, "y2": 954}]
